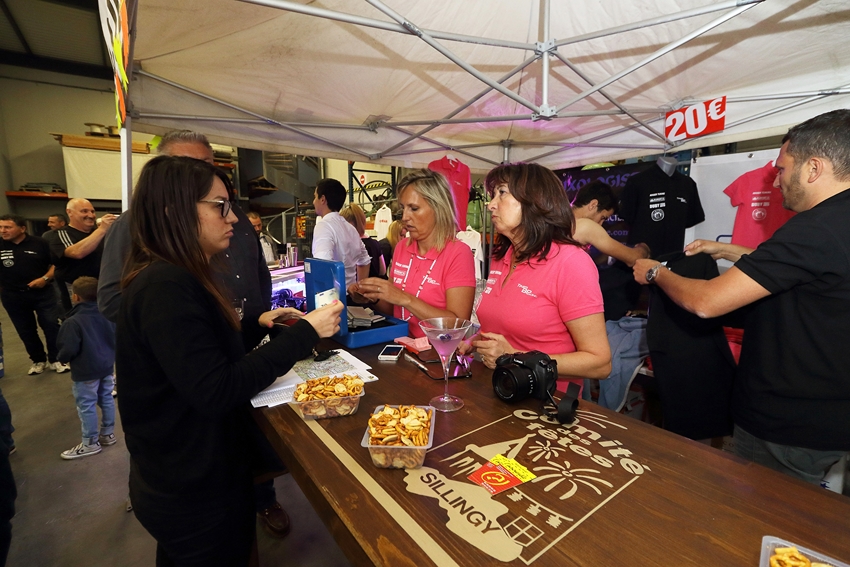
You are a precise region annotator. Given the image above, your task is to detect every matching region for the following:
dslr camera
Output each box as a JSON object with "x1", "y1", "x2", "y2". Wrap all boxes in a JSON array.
[{"x1": 492, "y1": 351, "x2": 557, "y2": 403}]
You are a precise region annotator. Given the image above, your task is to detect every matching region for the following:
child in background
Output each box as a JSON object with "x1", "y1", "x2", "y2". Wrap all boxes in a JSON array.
[{"x1": 56, "y1": 277, "x2": 116, "y2": 459}]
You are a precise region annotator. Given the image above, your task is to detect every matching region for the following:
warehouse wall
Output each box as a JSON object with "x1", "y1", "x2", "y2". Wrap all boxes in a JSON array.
[{"x1": 0, "y1": 65, "x2": 151, "y2": 221}]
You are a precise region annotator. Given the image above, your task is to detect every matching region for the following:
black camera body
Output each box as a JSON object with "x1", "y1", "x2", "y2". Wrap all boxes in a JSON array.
[{"x1": 492, "y1": 351, "x2": 558, "y2": 403}]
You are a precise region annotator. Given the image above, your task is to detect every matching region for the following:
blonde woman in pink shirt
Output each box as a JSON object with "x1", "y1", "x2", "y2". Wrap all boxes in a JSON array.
[
  {"x1": 349, "y1": 169, "x2": 475, "y2": 338},
  {"x1": 469, "y1": 163, "x2": 611, "y2": 393}
]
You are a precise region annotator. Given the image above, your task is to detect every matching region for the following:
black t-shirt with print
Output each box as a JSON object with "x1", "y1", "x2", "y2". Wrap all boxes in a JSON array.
[
  {"x1": 619, "y1": 165, "x2": 705, "y2": 256},
  {"x1": 0, "y1": 234, "x2": 53, "y2": 292}
]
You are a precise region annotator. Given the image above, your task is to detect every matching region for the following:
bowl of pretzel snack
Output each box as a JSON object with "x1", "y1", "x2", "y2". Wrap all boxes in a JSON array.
[
  {"x1": 289, "y1": 374, "x2": 365, "y2": 420},
  {"x1": 361, "y1": 405, "x2": 435, "y2": 469},
  {"x1": 760, "y1": 536, "x2": 848, "y2": 567}
]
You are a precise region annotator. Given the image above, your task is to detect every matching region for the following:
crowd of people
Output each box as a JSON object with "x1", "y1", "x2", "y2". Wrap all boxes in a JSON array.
[{"x1": 0, "y1": 108, "x2": 848, "y2": 565}]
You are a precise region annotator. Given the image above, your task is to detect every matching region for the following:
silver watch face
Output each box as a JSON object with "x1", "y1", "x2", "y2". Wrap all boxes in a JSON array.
[{"x1": 646, "y1": 265, "x2": 658, "y2": 282}]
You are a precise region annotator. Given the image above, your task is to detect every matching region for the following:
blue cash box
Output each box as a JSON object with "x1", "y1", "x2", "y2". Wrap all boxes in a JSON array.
[{"x1": 304, "y1": 258, "x2": 409, "y2": 348}]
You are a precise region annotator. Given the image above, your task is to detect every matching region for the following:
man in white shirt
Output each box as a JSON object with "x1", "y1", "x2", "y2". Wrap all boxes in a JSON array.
[{"x1": 311, "y1": 179, "x2": 371, "y2": 289}]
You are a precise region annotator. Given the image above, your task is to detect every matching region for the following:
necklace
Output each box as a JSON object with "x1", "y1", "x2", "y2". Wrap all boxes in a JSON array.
[{"x1": 400, "y1": 251, "x2": 438, "y2": 322}]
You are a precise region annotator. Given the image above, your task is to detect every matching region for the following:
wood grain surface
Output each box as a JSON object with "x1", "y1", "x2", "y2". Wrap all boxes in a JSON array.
[{"x1": 255, "y1": 342, "x2": 850, "y2": 567}]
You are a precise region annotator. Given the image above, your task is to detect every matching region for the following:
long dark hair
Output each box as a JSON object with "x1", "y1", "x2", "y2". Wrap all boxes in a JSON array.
[
  {"x1": 121, "y1": 155, "x2": 240, "y2": 330},
  {"x1": 484, "y1": 163, "x2": 578, "y2": 262}
]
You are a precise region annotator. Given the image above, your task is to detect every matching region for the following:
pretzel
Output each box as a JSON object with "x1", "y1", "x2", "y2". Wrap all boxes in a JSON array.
[
  {"x1": 769, "y1": 547, "x2": 812, "y2": 567},
  {"x1": 292, "y1": 374, "x2": 364, "y2": 418},
  {"x1": 366, "y1": 405, "x2": 433, "y2": 468}
]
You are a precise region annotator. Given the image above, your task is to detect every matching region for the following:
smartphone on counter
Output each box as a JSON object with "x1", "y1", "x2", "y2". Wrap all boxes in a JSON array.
[{"x1": 378, "y1": 344, "x2": 404, "y2": 361}]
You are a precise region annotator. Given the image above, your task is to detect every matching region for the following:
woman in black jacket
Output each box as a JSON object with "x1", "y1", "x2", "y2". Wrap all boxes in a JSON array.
[{"x1": 116, "y1": 156, "x2": 342, "y2": 566}]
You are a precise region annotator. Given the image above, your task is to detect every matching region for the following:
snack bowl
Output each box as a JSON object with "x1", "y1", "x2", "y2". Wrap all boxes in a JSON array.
[
  {"x1": 289, "y1": 390, "x2": 364, "y2": 420},
  {"x1": 759, "y1": 536, "x2": 849, "y2": 567},
  {"x1": 361, "y1": 405, "x2": 435, "y2": 469}
]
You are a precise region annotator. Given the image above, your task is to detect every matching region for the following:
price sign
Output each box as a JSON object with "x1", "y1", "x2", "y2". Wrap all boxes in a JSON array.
[{"x1": 665, "y1": 96, "x2": 726, "y2": 142}]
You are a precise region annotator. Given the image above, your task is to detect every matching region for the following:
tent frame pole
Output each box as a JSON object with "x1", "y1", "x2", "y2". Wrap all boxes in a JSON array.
[
  {"x1": 555, "y1": 3, "x2": 759, "y2": 114},
  {"x1": 363, "y1": 0, "x2": 541, "y2": 115},
  {"x1": 136, "y1": 70, "x2": 375, "y2": 159},
  {"x1": 374, "y1": 55, "x2": 539, "y2": 157},
  {"x1": 239, "y1": 0, "x2": 534, "y2": 51},
  {"x1": 135, "y1": 113, "x2": 373, "y2": 131}
]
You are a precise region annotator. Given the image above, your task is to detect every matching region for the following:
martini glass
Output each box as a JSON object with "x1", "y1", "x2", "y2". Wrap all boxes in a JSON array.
[{"x1": 419, "y1": 317, "x2": 473, "y2": 412}]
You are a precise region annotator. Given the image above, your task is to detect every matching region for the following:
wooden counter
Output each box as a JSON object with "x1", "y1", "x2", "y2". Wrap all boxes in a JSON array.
[{"x1": 254, "y1": 343, "x2": 850, "y2": 566}]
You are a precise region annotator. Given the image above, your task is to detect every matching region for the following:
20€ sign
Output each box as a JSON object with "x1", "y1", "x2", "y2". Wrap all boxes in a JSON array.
[{"x1": 665, "y1": 97, "x2": 727, "y2": 142}]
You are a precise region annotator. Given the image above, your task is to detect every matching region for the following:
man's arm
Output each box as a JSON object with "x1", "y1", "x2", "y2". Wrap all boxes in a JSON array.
[
  {"x1": 64, "y1": 215, "x2": 117, "y2": 259},
  {"x1": 574, "y1": 218, "x2": 650, "y2": 267},
  {"x1": 684, "y1": 239, "x2": 754, "y2": 262},
  {"x1": 98, "y1": 215, "x2": 131, "y2": 322},
  {"x1": 311, "y1": 221, "x2": 334, "y2": 261},
  {"x1": 26, "y1": 265, "x2": 55, "y2": 289},
  {"x1": 633, "y1": 258, "x2": 770, "y2": 318},
  {"x1": 354, "y1": 237, "x2": 371, "y2": 282},
  {"x1": 356, "y1": 264, "x2": 370, "y2": 283}
]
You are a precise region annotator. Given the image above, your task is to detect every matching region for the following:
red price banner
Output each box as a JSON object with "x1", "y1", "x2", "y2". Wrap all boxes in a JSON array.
[{"x1": 665, "y1": 96, "x2": 726, "y2": 142}]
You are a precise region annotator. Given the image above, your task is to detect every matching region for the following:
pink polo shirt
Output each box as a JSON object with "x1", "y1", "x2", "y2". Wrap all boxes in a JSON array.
[
  {"x1": 391, "y1": 238, "x2": 475, "y2": 338},
  {"x1": 476, "y1": 242, "x2": 603, "y2": 391}
]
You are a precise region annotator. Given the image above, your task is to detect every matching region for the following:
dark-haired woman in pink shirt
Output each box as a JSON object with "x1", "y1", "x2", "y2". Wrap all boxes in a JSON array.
[{"x1": 469, "y1": 163, "x2": 611, "y2": 393}]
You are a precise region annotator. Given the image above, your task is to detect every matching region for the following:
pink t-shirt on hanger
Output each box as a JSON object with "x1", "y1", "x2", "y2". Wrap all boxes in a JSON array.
[
  {"x1": 390, "y1": 237, "x2": 475, "y2": 337},
  {"x1": 476, "y1": 242, "x2": 603, "y2": 393},
  {"x1": 428, "y1": 156, "x2": 471, "y2": 230},
  {"x1": 724, "y1": 161, "x2": 795, "y2": 249}
]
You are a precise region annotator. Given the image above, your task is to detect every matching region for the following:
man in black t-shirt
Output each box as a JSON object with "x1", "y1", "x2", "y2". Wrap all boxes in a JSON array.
[
  {"x1": 632, "y1": 109, "x2": 850, "y2": 485},
  {"x1": 43, "y1": 199, "x2": 117, "y2": 300},
  {"x1": 0, "y1": 215, "x2": 67, "y2": 375}
]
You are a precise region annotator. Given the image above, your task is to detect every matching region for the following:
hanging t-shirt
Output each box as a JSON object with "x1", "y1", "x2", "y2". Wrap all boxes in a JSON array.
[
  {"x1": 619, "y1": 165, "x2": 705, "y2": 256},
  {"x1": 390, "y1": 238, "x2": 475, "y2": 338},
  {"x1": 374, "y1": 205, "x2": 393, "y2": 241},
  {"x1": 428, "y1": 156, "x2": 471, "y2": 230},
  {"x1": 455, "y1": 227, "x2": 484, "y2": 280},
  {"x1": 724, "y1": 161, "x2": 795, "y2": 249},
  {"x1": 475, "y1": 243, "x2": 604, "y2": 393}
]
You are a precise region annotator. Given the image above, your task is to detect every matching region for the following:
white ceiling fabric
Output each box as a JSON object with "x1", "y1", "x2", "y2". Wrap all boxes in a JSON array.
[{"x1": 129, "y1": 0, "x2": 850, "y2": 173}]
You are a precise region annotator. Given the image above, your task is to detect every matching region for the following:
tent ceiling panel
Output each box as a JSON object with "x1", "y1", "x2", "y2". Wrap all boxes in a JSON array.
[{"x1": 131, "y1": 0, "x2": 850, "y2": 172}]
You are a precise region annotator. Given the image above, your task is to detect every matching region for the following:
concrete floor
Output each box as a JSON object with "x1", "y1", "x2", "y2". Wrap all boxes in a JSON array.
[{"x1": 0, "y1": 306, "x2": 351, "y2": 567}]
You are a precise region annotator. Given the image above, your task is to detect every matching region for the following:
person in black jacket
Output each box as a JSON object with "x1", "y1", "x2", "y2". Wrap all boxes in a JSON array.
[
  {"x1": 99, "y1": 130, "x2": 292, "y2": 539},
  {"x1": 116, "y1": 156, "x2": 342, "y2": 566}
]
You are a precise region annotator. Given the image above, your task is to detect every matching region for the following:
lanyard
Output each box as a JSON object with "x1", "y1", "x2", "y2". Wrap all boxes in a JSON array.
[{"x1": 400, "y1": 252, "x2": 438, "y2": 322}]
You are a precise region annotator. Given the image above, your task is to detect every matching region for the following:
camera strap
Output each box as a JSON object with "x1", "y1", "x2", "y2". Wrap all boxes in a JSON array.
[{"x1": 543, "y1": 382, "x2": 580, "y2": 424}]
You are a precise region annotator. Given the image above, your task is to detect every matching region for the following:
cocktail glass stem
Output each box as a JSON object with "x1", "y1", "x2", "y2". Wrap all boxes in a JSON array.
[{"x1": 439, "y1": 352, "x2": 452, "y2": 401}]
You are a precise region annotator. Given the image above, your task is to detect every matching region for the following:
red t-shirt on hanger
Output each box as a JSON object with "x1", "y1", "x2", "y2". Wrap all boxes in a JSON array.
[
  {"x1": 724, "y1": 161, "x2": 795, "y2": 249},
  {"x1": 428, "y1": 156, "x2": 470, "y2": 230}
]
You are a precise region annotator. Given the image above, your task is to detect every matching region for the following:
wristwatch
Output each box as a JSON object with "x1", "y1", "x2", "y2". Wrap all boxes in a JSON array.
[
  {"x1": 42, "y1": 276, "x2": 50, "y2": 282},
  {"x1": 645, "y1": 262, "x2": 668, "y2": 283}
]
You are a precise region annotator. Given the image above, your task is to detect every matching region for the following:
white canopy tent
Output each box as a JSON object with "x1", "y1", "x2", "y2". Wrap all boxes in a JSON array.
[{"x1": 119, "y1": 0, "x2": 850, "y2": 179}]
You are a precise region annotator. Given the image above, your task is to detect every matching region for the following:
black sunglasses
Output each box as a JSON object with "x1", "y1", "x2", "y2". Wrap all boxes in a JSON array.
[{"x1": 198, "y1": 199, "x2": 232, "y2": 218}]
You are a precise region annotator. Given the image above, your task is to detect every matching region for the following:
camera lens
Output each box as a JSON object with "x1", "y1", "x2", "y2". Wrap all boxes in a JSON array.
[{"x1": 492, "y1": 366, "x2": 534, "y2": 403}]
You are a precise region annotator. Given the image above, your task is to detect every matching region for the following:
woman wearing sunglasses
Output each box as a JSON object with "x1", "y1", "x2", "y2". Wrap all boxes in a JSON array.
[{"x1": 116, "y1": 155, "x2": 343, "y2": 566}]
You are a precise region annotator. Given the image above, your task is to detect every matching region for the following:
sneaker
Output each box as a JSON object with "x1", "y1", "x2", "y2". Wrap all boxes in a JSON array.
[
  {"x1": 28, "y1": 362, "x2": 46, "y2": 375},
  {"x1": 60, "y1": 442, "x2": 102, "y2": 460},
  {"x1": 99, "y1": 433, "x2": 117, "y2": 446},
  {"x1": 49, "y1": 361, "x2": 70, "y2": 373}
]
